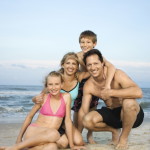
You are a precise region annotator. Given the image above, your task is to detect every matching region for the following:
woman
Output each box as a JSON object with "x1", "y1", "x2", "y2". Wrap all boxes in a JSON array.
[{"x1": 0, "y1": 71, "x2": 85, "y2": 150}]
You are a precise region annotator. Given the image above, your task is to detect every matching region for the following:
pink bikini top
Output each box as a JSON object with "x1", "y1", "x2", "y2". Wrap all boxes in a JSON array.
[{"x1": 40, "y1": 93, "x2": 66, "y2": 118}]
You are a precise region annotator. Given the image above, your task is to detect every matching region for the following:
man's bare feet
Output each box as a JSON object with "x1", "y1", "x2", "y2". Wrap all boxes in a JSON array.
[
  {"x1": 110, "y1": 129, "x2": 121, "y2": 146},
  {"x1": 87, "y1": 131, "x2": 96, "y2": 144},
  {"x1": 115, "y1": 138, "x2": 128, "y2": 150}
]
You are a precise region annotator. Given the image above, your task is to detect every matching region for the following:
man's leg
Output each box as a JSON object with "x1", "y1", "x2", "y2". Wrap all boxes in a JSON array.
[
  {"x1": 83, "y1": 111, "x2": 120, "y2": 145},
  {"x1": 116, "y1": 99, "x2": 140, "y2": 150}
]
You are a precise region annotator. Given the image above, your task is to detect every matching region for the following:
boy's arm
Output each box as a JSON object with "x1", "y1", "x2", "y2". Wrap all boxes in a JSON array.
[
  {"x1": 103, "y1": 57, "x2": 116, "y2": 89},
  {"x1": 16, "y1": 104, "x2": 41, "y2": 143},
  {"x1": 76, "y1": 51, "x2": 87, "y2": 71},
  {"x1": 101, "y1": 70, "x2": 143, "y2": 100}
]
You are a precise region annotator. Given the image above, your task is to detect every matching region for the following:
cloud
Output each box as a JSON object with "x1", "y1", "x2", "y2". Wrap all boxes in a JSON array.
[
  {"x1": 112, "y1": 60, "x2": 150, "y2": 68},
  {"x1": 0, "y1": 60, "x2": 60, "y2": 69}
]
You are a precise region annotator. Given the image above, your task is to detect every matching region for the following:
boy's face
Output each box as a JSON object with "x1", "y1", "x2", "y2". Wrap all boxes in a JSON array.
[{"x1": 80, "y1": 37, "x2": 97, "y2": 53}]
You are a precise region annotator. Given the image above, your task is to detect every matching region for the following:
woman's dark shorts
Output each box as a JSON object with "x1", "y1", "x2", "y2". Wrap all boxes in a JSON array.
[{"x1": 95, "y1": 106, "x2": 144, "y2": 129}]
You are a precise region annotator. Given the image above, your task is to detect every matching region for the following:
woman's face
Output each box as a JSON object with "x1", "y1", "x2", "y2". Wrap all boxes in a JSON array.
[{"x1": 63, "y1": 58, "x2": 78, "y2": 76}]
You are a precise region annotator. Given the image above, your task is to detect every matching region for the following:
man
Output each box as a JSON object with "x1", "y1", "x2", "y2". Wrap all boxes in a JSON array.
[{"x1": 78, "y1": 49, "x2": 144, "y2": 149}]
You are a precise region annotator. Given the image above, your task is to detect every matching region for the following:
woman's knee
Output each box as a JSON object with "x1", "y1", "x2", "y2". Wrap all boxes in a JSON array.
[
  {"x1": 74, "y1": 135, "x2": 84, "y2": 146},
  {"x1": 56, "y1": 134, "x2": 68, "y2": 149},
  {"x1": 43, "y1": 143, "x2": 58, "y2": 150},
  {"x1": 44, "y1": 129, "x2": 60, "y2": 142}
]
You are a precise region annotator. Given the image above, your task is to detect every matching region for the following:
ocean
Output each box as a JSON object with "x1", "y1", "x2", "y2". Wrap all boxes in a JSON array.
[{"x1": 0, "y1": 85, "x2": 150, "y2": 123}]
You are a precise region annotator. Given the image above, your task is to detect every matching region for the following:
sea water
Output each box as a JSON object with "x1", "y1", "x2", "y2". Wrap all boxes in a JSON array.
[{"x1": 0, "y1": 85, "x2": 150, "y2": 123}]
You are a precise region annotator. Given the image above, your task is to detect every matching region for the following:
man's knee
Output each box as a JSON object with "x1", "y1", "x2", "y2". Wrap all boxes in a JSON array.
[
  {"x1": 83, "y1": 114, "x2": 93, "y2": 129},
  {"x1": 122, "y1": 99, "x2": 139, "y2": 113}
]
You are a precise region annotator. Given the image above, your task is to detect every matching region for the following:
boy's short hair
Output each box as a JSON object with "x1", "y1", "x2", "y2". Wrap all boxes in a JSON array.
[
  {"x1": 83, "y1": 49, "x2": 103, "y2": 65},
  {"x1": 79, "y1": 30, "x2": 97, "y2": 43}
]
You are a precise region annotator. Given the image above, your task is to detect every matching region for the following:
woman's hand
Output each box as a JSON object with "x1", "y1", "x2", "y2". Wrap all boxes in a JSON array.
[{"x1": 32, "y1": 93, "x2": 44, "y2": 104}]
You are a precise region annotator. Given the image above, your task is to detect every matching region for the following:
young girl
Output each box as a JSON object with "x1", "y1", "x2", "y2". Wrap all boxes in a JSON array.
[{"x1": 0, "y1": 71, "x2": 85, "y2": 150}]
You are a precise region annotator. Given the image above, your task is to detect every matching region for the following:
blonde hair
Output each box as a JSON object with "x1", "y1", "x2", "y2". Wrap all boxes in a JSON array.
[
  {"x1": 59, "y1": 52, "x2": 79, "y2": 73},
  {"x1": 44, "y1": 71, "x2": 63, "y2": 87}
]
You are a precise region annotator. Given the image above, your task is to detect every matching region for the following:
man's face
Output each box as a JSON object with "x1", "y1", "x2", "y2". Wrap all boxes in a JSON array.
[
  {"x1": 80, "y1": 38, "x2": 96, "y2": 53},
  {"x1": 86, "y1": 54, "x2": 103, "y2": 78}
]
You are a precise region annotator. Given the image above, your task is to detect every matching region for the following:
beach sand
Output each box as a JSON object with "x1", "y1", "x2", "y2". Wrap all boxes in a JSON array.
[{"x1": 0, "y1": 120, "x2": 149, "y2": 150}]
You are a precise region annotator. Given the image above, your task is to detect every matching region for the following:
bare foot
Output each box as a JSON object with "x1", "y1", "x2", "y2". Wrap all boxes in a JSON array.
[
  {"x1": 87, "y1": 132, "x2": 96, "y2": 144},
  {"x1": 115, "y1": 140, "x2": 128, "y2": 150},
  {"x1": 110, "y1": 129, "x2": 121, "y2": 146},
  {"x1": 115, "y1": 143, "x2": 128, "y2": 150}
]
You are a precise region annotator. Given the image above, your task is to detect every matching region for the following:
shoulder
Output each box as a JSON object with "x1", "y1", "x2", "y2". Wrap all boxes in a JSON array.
[
  {"x1": 114, "y1": 69, "x2": 127, "y2": 78},
  {"x1": 61, "y1": 92, "x2": 71, "y2": 103},
  {"x1": 83, "y1": 77, "x2": 93, "y2": 90}
]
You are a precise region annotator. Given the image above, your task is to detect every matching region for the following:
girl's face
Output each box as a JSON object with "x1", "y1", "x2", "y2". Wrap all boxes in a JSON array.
[
  {"x1": 47, "y1": 76, "x2": 62, "y2": 96},
  {"x1": 80, "y1": 37, "x2": 96, "y2": 53},
  {"x1": 63, "y1": 58, "x2": 78, "y2": 76}
]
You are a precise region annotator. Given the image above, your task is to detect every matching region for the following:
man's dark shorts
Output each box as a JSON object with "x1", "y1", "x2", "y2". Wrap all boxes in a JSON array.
[{"x1": 95, "y1": 106, "x2": 144, "y2": 129}]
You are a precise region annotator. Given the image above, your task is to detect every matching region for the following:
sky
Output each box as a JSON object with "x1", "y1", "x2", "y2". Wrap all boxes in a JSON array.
[{"x1": 0, "y1": 0, "x2": 150, "y2": 87}]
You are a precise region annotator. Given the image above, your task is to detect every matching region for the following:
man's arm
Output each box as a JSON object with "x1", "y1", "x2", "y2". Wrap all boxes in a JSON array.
[
  {"x1": 101, "y1": 69, "x2": 143, "y2": 99},
  {"x1": 78, "y1": 83, "x2": 92, "y2": 132}
]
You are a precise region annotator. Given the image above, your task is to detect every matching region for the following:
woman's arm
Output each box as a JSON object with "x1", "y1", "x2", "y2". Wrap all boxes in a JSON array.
[
  {"x1": 64, "y1": 93, "x2": 74, "y2": 148},
  {"x1": 32, "y1": 88, "x2": 47, "y2": 104},
  {"x1": 103, "y1": 57, "x2": 116, "y2": 89},
  {"x1": 16, "y1": 104, "x2": 41, "y2": 143}
]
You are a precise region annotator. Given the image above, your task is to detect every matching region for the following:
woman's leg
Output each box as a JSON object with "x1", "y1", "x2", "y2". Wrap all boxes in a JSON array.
[
  {"x1": 72, "y1": 125, "x2": 84, "y2": 146},
  {"x1": 56, "y1": 134, "x2": 68, "y2": 149}
]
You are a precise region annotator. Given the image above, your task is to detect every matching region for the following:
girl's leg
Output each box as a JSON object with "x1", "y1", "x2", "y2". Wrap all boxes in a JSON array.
[
  {"x1": 29, "y1": 143, "x2": 58, "y2": 150},
  {"x1": 1, "y1": 127, "x2": 60, "y2": 150}
]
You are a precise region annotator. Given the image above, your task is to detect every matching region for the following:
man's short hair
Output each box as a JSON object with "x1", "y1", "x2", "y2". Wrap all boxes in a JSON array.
[{"x1": 83, "y1": 49, "x2": 103, "y2": 65}]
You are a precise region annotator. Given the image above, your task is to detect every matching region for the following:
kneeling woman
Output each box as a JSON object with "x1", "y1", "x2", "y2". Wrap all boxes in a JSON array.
[{"x1": 0, "y1": 71, "x2": 85, "y2": 150}]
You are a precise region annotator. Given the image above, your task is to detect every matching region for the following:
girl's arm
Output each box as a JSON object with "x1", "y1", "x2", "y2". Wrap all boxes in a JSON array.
[
  {"x1": 16, "y1": 104, "x2": 41, "y2": 143},
  {"x1": 103, "y1": 57, "x2": 116, "y2": 89}
]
